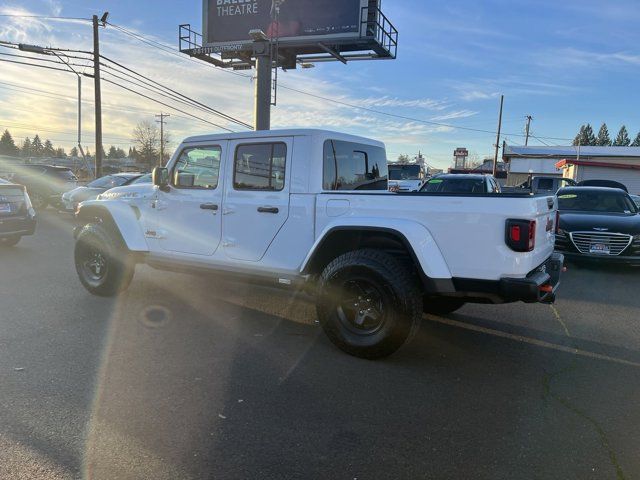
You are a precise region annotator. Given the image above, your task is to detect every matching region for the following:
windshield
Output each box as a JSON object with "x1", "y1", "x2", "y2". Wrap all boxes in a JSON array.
[
  {"x1": 389, "y1": 165, "x2": 421, "y2": 180},
  {"x1": 55, "y1": 169, "x2": 78, "y2": 181},
  {"x1": 558, "y1": 191, "x2": 637, "y2": 214},
  {"x1": 129, "y1": 173, "x2": 152, "y2": 184},
  {"x1": 87, "y1": 175, "x2": 130, "y2": 189},
  {"x1": 421, "y1": 177, "x2": 486, "y2": 193}
]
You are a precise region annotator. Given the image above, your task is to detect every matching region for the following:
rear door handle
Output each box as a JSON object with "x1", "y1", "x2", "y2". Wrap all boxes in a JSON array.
[
  {"x1": 200, "y1": 203, "x2": 219, "y2": 211},
  {"x1": 257, "y1": 206, "x2": 279, "y2": 214}
]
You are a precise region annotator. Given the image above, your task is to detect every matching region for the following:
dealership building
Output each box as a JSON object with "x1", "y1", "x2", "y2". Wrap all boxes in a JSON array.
[{"x1": 503, "y1": 145, "x2": 640, "y2": 193}]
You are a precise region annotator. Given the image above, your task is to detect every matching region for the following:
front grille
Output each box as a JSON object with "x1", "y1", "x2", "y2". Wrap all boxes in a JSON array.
[{"x1": 569, "y1": 231, "x2": 632, "y2": 256}]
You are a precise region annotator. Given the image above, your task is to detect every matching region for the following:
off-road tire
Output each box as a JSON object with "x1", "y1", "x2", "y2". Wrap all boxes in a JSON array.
[
  {"x1": 74, "y1": 223, "x2": 134, "y2": 297},
  {"x1": 316, "y1": 249, "x2": 422, "y2": 359}
]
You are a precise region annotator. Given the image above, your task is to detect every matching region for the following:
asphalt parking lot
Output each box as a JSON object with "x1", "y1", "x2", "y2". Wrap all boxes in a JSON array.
[{"x1": 1, "y1": 211, "x2": 640, "y2": 480}]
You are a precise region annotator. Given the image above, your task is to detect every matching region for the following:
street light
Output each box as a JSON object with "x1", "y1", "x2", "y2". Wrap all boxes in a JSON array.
[{"x1": 18, "y1": 43, "x2": 86, "y2": 171}]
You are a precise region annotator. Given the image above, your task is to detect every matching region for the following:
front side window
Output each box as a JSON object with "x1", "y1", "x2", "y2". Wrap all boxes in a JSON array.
[
  {"x1": 234, "y1": 143, "x2": 286, "y2": 191},
  {"x1": 172, "y1": 146, "x2": 222, "y2": 189},
  {"x1": 323, "y1": 140, "x2": 388, "y2": 190}
]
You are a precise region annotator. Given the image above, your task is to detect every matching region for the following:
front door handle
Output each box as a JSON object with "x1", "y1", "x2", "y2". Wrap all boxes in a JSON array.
[
  {"x1": 257, "y1": 206, "x2": 279, "y2": 214},
  {"x1": 200, "y1": 203, "x2": 219, "y2": 211}
]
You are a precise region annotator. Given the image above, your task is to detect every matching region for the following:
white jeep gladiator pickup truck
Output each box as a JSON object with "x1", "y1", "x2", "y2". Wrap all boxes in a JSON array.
[{"x1": 74, "y1": 129, "x2": 563, "y2": 358}]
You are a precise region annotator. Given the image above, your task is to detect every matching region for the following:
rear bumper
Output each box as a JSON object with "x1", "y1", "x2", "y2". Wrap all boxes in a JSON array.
[
  {"x1": 559, "y1": 251, "x2": 640, "y2": 265},
  {"x1": 451, "y1": 253, "x2": 564, "y2": 304},
  {"x1": 0, "y1": 215, "x2": 36, "y2": 238},
  {"x1": 499, "y1": 253, "x2": 564, "y2": 303}
]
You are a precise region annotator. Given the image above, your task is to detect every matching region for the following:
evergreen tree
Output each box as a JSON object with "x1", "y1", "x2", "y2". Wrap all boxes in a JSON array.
[
  {"x1": 0, "y1": 129, "x2": 19, "y2": 156},
  {"x1": 107, "y1": 145, "x2": 118, "y2": 159},
  {"x1": 632, "y1": 131, "x2": 640, "y2": 147},
  {"x1": 613, "y1": 126, "x2": 631, "y2": 146},
  {"x1": 21, "y1": 137, "x2": 32, "y2": 157},
  {"x1": 583, "y1": 124, "x2": 596, "y2": 145},
  {"x1": 573, "y1": 124, "x2": 597, "y2": 146},
  {"x1": 128, "y1": 146, "x2": 133, "y2": 157},
  {"x1": 54, "y1": 147, "x2": 66, "y2": 158},
  {"x1": 69, "y1": 146, "x2": 79, "y2": 157},
  {"x1": 43, "y1": 139, "x2": 55, "y2": 157},
  {"x1": 595, "y1": 123, "x2": 612, "y2": 146},
  {"x1": 573, "y1": 125, "x2": 585, "y2": 146},
  {"x1": 115, "y1": 147, "x2": 126, "y2": 158},
  {"x1": 31, "y1": 135, "x2": 44, "y2": 157}
]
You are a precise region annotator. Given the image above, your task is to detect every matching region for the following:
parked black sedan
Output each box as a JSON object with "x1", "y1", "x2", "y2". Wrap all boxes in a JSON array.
[
  {"x1": 555, "y1": 187, "x2": 640, "y2": 264},
  {"x1": 60, "y1": 173, "x2": 144, "y2": 213}
]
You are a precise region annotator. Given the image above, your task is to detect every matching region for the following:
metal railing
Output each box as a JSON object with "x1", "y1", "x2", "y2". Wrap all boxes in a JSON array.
[{"x1": 360, "y1": 5, "x2": 398, "y2": 59}]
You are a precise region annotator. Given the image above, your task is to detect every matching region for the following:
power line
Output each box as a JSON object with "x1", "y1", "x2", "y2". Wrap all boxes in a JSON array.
[
  {"x1": 100, "y1": 76, "x2": 235, "y2": 133},
  {"x1": 0, "y1": 81, "x2": 238, "y2": 126},
  {"x1": 105, "y1": 21, "x2": 251, "y2": 80},
  {"x1": 0, "y1": 14, "x2": 90, "y2": 21},
  {"x1": 0, "y1": 57, "x2": 73, "y2": 73},
  {"x1": 0, "y1": 121, "x2": 132, "y2": 142},
  {"x1": 99, "y1": 59, "x2": 252, "y2": 129},
  {"x1": 104, "y1": 22, "x2": 578, "y2": 142},
  {"x1": 100, "y1": 54, "x2": 252, "y2": 128},
  {"x1": 0, "y1": 51, "x2": 89, "y2": 68}
]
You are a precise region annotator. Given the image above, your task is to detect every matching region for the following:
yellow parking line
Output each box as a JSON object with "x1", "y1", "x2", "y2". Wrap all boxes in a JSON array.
[
  {"x1": 550, "y1": 304, "x2": 571, "y2": 336},
  {"x1": 424, "y1": 314, "x2": 640, "y2": 369}
]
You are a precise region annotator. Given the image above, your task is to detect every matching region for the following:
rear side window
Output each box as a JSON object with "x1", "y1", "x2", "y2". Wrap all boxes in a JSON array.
[
  {"x1": 323, "y1": 140, "x2": 388, "y2": 190},
  {"x1": 234, "y1": 143, "x2": 286, "y2": 191}
]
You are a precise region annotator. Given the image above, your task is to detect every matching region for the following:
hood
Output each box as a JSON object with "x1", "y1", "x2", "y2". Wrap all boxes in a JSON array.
[
  {"x1": 97, "y1": 183, "x2": 156, "y2": 201},
  {"x1": 63, "y1": 186, "x2": 103, "y2": 202},
  {"x1": 559, "y1": 211, "x2": 640, "y2": 235}
]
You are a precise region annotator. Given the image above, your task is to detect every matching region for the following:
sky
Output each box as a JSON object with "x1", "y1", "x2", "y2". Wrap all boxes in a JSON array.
[{"x1": 0, "y1": 0, "x2": 639, "y2": 168}]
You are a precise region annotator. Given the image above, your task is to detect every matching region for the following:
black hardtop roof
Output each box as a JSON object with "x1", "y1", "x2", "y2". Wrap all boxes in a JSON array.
[{"x1": 558, "y1": 186, "x2": 627, "y2": 194}]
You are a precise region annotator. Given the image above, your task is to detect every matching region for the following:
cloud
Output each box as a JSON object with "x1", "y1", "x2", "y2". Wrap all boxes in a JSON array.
[
  {"x1": 534, "y1": 47, "x2": 640, "y2": 68},
  {"x1": 0, "y1": 7, "x2": 475, "y2": 166},
  {"x1": 430, "y1": 110, "x2": 478, "y2": 121}
]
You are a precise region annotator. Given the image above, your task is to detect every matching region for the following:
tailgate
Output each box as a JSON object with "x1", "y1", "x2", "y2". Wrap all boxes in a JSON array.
[{"x1": 531, "y1": 195, "x2": 557, "y2": 264}]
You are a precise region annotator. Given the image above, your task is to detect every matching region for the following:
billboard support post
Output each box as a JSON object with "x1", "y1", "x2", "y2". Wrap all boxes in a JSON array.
[{"x1": 253, "y1": 38, "x2": 271, "y2": 131}]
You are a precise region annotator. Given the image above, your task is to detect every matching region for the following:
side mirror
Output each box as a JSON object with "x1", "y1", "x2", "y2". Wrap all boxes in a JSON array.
[
  {"x1": 175, "y1": 171, "x2": 195, "y2": 187},
  {"x1": 152, "y1": 167, "x2": 170, "y2": 192}
]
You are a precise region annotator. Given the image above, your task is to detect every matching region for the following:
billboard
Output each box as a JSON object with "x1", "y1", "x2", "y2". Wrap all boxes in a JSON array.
[{"x1": 203, "y1": 0, "x2": 368, "y2": 51}]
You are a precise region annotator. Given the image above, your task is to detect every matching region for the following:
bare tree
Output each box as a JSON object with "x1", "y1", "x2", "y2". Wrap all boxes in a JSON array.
[{"x1": 132, "y1": 121, "x2": 159, "y2": 170}]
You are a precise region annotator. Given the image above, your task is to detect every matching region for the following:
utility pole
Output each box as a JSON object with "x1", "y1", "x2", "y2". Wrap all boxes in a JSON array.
[
  {"x1": 524, "y1": 115, "x2": 533, "y2": 146},
  {"x1": 156, "y1": 113, "x2": 170, "y2": 167},
  {"x1": 492, "y1": 95, "x2": 504, "y2": 177},
  {"x1": 250, "y1": 29, "x2": 271, "y2": 131},
  {"x1": 92, "y1": 14, "x2": 107, "y2": 178}
]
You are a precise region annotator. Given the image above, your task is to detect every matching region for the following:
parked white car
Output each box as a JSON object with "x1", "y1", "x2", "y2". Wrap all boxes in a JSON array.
[{"x1": 73, "y1": 129, "x2": 563, "y2": 358}]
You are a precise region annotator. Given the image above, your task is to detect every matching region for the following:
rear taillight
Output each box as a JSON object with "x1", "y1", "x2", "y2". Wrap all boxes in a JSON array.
[
  {"x1": 555, "y1": 211, "x2": 560, "y2": 234},
  {"x1": 506, "y1": 219, "x2": 536, "y2": 252}
]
